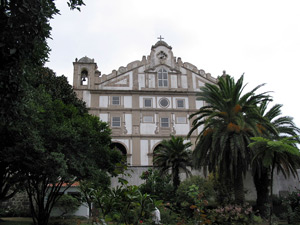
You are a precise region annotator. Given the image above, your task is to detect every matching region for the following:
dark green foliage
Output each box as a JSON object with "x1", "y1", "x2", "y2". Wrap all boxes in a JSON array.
[
  {"x1": 153, "y1": 136, "x2": 192, "y2": 190},
  {"x1": 249, "y1": 137, "x2": 300, "y2": 224},
  {"x1": 0, "y1": 0, "x2": 84, "y2": 202},
  {"x1": 176, "y1": 176, "x2": 215, "y2": 222},
  {"x1": 139, "y1": 168, "x2": 174, "y2": 202},
  {"x1": 281, "y1": 190, "x2": 300, "y2": 224},
  {"x1": 0, "y1": 1, "x2": 124, "y2": 224},
  {"x1": 176, "y1": 175, "x2": 215, "y2": 206},
  {"x1": 91, "y1": 183, "x2": 155, "y2": 225},
  {"x1": 210, "y1": 173, "x2": 234, "y2": 206},
  {"x1": 251, "y1": 101, "x2": 300, "y2": 218},
  {"x1": 20, "y1": 73, "x2": 121, "y2": 225},
  {"x1": 188, "y1": 74, "x2": 272, "y2": 204},
  {"x1": 54, "y1": 194, "x2": 81, "y2": 217}
]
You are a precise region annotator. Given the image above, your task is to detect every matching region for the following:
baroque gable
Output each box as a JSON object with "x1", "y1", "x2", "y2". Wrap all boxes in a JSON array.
[{"x1": 73, "y1": 40, "x2": 216, "y2": 92}]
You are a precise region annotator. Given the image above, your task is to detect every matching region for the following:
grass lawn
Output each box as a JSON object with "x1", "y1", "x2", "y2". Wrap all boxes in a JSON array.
[
  {"x1": 0, "y1": 218, "x2": 32, "y2": 225},
  {"x1": 0, "y1": 217, "x2": 91, "y2": 225},
  {"x1": 0, "y1": 217, "x2": 292, "y2": 225}
]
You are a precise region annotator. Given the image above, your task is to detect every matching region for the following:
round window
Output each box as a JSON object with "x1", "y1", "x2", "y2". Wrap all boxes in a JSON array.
[{"x1": 159, "y1": 98, "x2": 169, "y2": 108}]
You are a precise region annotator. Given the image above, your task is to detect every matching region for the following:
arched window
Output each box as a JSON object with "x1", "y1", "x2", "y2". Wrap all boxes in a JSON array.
[
  {"x1": 153, "y1": 144, "x2": 163, "y2": 166},
  {"x1": 110, "y1": 143, "x2": 127, "y2": 156},
  {"x1": 158, "y1": 68, "x2": 168, "y2": 87},
  {"x1": 80, "y1": 69, "x2": 88, "y2": 85}
]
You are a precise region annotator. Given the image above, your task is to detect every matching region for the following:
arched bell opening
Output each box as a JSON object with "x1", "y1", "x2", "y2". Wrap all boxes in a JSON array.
[{"x1": 80, "y1": 69, "x2": 88, "y2": 85}]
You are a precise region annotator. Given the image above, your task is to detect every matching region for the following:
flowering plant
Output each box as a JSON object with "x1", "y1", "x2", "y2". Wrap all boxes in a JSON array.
[{"x1": 209, "y1": 203, "x2": 254, "y2": 225}]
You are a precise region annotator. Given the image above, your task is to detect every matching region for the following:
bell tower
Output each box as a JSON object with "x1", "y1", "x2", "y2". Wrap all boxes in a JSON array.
[{"x1": 73, "y1": 56, "x2": 100, "y2": 89}]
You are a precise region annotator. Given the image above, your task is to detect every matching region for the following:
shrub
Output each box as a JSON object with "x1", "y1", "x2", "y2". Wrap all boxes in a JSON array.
[
  {"x1": 281, "y1": 189, "x2": 300, "y2": 224},
  {"x1": 54, "y1": 194, "x2": 81, "y2": 217},
  {"x1": 208, "y1": 173, "x2": 234, "y2": 205},
  {"x1": 139, "y1": 168, "x2": 175, "y2": 202},
  {"x1": 208, "y1": 203, "x2": 256, "y2": 225},
  {"x1": 177, "y1": 175, "x2": 215, "y2": 205}
]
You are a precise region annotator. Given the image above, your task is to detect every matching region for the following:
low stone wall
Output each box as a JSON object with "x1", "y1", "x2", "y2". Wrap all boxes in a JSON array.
[
  {"x1": 111, "y1": 166, "x2": 300, "y2": 201},
  {"x1": 0, "y1": 191, "x2": 31, "y2": 217}
]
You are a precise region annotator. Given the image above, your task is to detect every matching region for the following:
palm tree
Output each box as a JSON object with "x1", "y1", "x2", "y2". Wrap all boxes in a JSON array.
[
  {"x1": 153, "y1": 136, "x2": 192, "y2": 190},
  {"x1": 249, "y1": 137, "x2": 300, "y2": 225},
  {"x1": 188, "y1": 74, "x2": 272, "y2": 204},
  {"x1": 252, "y1": 101, "x2": 300, "y2": 217}
]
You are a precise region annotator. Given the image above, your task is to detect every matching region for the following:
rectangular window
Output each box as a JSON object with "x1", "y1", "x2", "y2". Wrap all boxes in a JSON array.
[
  {"x1": 176, "y1": 116, "x2": 187, "y2": 124},
  {"x1": 144, "y1": 98, "x2": 152, "y2": 108},
  {"x1": 112, "y1": 96, "x2": 120, "y2": 105},
  {"x1": 177, "y1": 99, "x2": 185, "y2": 108},
  {"x1": 112, "y1": 117, "x2": 121, "y2": 127},
  {"x1": 160, "y1": 117, "x2": 169, "y2": 128},
  {"x1": 143, "y1": 116, "x2": 153, "y2": 123},
  {"x1": 158, "y1": 68, "x2": 168, "y2": 87}
]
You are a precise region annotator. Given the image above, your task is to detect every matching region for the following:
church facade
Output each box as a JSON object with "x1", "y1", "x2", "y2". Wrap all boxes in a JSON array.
[{"x1": 72, "y1": 40, "x2": 217, "y2": 166}]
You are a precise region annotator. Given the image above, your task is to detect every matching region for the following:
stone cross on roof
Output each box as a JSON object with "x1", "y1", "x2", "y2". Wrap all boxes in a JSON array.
[{"x1": 157, "y1": 35, "x2": 164, "y2": 41}]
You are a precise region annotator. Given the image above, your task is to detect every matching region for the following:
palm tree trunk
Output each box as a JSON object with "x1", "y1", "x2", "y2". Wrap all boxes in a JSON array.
[
  {"x1": 173, "y1": 167, "x2": 180, "y2": 191},
  {"x1": 234, "y1": 166, "x2": 245, "y2": 205},
  {"x1": 269, "y1": 159, "x2": 276, "y2": 225},
  {"x1": 253, "y1": 167, "x2": 270, "y2": 218}
]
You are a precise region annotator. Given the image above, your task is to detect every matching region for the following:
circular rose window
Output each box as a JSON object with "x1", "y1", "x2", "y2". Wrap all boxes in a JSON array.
[{"x1": 159, "y1": 98, "x2": 169, "y2": 108}]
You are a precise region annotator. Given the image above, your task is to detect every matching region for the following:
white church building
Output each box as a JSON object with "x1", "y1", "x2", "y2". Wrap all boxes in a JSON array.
[{"x1": 72, "y1": 39, "x2": 216, "y2": 166}]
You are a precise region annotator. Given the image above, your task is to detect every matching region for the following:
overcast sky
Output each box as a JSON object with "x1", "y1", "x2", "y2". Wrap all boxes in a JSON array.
[{"x1": 46, "y1": 0, "x2": 300, "y2": 127}]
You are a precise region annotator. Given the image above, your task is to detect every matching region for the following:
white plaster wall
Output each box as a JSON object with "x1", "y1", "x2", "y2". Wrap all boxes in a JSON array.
[
  {"x1": 157, "y1": 97, "x2": 172, "y2": 109},
  {"x1": 180, "y1": 68, "x2": 187, "y2": 74},
  {"x1": 124, "y1": 96, "x2": 132, "y2": 108},
  {"x1": 174, "y1": 124, "x2": 190, "y2": 135},
  {"x1": 140, "y1": 140, "x2": 149, "y2": 165},
  {"x1": 148, "y1": 74, "x2": 155, "y2": 88},
  {"x1": 99, "y1": 113, "x2": 108, "y2": 123},
  {"x1": 140, "y1": 123, "x2": 156, "y2": 134},
  {"x1": 138, "y1": 67, "x2": 144, "y2": 73},
  {"x1": 181, "y1": 75, "x2": 188, "y2": 88},
  {"x1": 100, "y1": 72, "x2": 133, "y2": 90},
  {"x1": 196, "y1": 100, "x2": 203, "y2": 109},
  {"x1": 50, "y1": 187, "x2": 89, "y2": 218},
  {"x1": 150, "y1": 140, "x2": 161, "y2": 152},
  {"x1": 192, "y1": 74, "x2": 205, "y2": 91},
  {"x1": 138, "y1": 74, "x2": 145, "y2": 90},
  {"x1": 125, "y1": 114, "x2": 132, "y2": 134},
  {"x1": 99, "y1": 96, "x2": 108, "y2": 108},
  {"x1": 171, "y1": 75, "x2": 178, "y2": 88},
  {"x1": 197, "y1": 124, "x2": 203, "y2": 136},
  {"x1": 198, "y1": 80, "x2": 205, "y2": 88},
  {"x1": 83, "y1": 91, "x2": 91, "y2": 107},
  {"x1": 192, "y1": 74, "x2": 197, "y2": 90}
]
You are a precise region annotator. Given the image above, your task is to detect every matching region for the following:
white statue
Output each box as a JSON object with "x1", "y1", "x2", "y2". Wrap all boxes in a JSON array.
[{"x1": 152, "y1": 207, "x2": 161, "y2": 224}]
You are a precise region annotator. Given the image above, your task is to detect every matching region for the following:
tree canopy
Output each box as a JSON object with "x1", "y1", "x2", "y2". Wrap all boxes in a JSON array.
[
  {"x1": 153, "y1": 136, "x2": 192, "y2": 190},
  {"x1": 19, "y1": 68, "x2": 122, "y2": 225},
  {"x1": 188, "y1": 74, "x2": 272, "y2": 204},
  {"x1": 0, "y1": 0, "x2": 85, "y2": 202}
]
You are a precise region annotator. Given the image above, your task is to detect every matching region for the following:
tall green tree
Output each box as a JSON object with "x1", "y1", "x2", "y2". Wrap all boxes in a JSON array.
[
  {"x1": 252, "y1": 101, "x2": 300, "y2": 217},
  {"x1": 249, "y1": 137, "x2": 300, "y2": 224},
  {"x1": 0, "y1": 0, "x2": 85, "y2": 202},
  {"x1": 153, "y1": 136, "x2": 192, "y2": 190},
  {"x1": 19, "y1": 69, "x2": 122, "y2": 225},
  {"x1": 188, "y1": 74, "x2": 273, "y2": 204}
]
